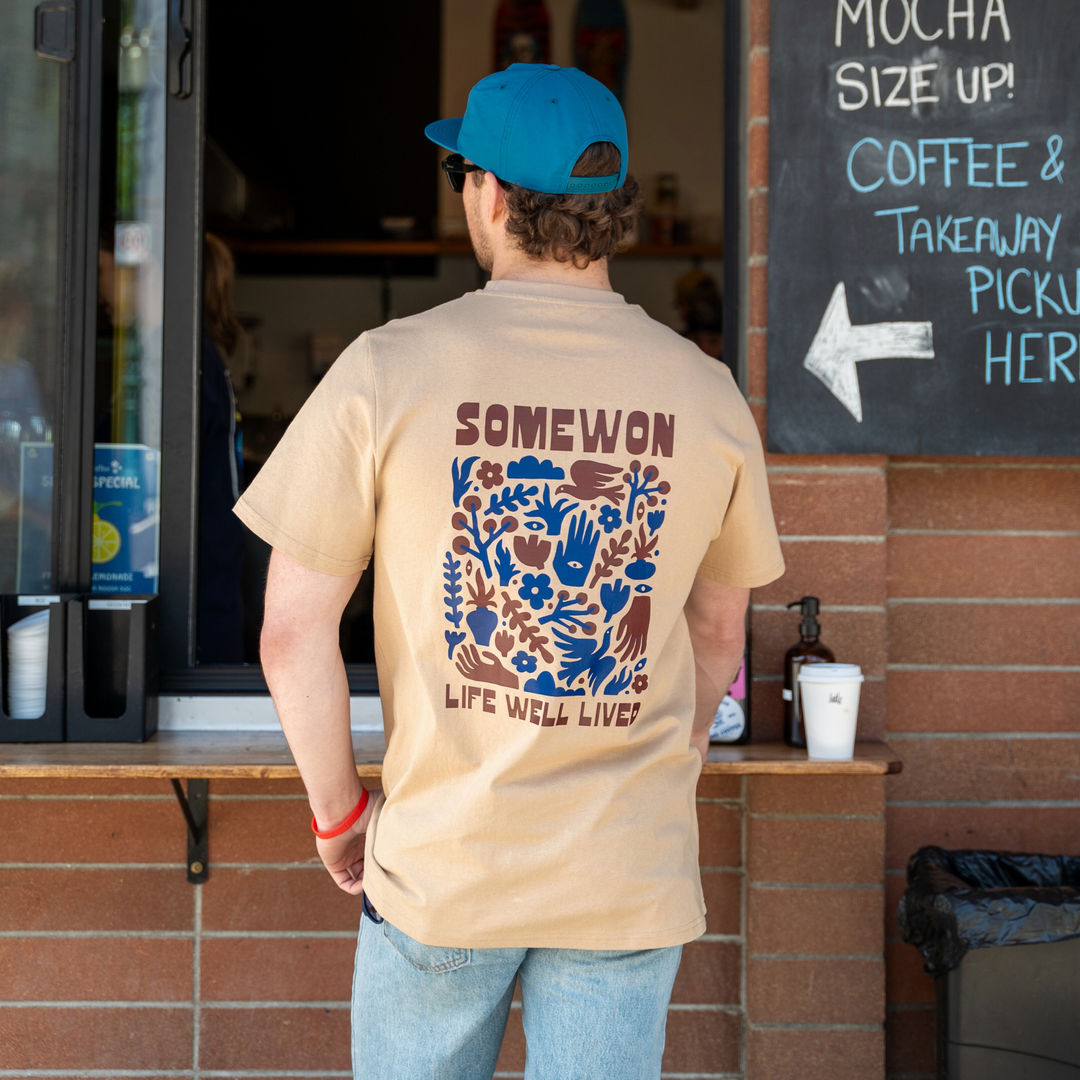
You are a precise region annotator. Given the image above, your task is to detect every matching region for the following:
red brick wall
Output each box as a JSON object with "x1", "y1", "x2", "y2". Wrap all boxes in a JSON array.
[
  {"x1": 1, "y1": 774, "x2": 769, "y2": 1077},
  {"x1": 743, "y1": 2, "x2": 1080, "y2": 1079},
  {"x1": 0, "y1": 772, "x2": 891, "y2": 1077},
  {"x1": 882, "y1": 460, "x2": 1080, "y2": 1078}
]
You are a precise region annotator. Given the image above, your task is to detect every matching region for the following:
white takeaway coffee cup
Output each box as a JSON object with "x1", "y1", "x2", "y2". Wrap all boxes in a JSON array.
[{"x1": 797, "y1": 663, "x2": 864, "y2": 760}]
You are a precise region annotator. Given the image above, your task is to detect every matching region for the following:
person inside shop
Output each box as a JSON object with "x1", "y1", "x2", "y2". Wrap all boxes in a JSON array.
[
  {"x1": 197, "y1": 234, "x2": 245, "y2": 663},
  {"x1": 237, "y1": 63, "x2": 783, "y2": 1079}
]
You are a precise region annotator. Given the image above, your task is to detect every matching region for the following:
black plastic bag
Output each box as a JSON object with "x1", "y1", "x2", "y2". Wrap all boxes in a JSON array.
[{"x1": 896, "y1": 846, "x2": 1080, "y2": 977}]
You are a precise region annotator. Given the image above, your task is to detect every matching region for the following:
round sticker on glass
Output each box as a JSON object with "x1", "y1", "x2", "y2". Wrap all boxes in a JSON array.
[{"x1": 709, "y1": 696, "x2": 746, "y2": 743}]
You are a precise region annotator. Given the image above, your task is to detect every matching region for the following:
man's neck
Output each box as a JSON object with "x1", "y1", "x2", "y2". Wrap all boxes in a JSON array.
[{"x1": 489, "y1": 249, "x2": 613, "y2": 292}]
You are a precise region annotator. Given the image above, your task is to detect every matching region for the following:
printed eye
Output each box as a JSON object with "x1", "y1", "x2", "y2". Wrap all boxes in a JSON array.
[
  {"x1": 635, "y1": 584, "x2": 652, "y2": 593},
  {"x1": 525, "y1": 520, "x2": 545, "y2": 531},
  {"x1": 567, "y1": 560, "x2": 583, "y2": 570}
]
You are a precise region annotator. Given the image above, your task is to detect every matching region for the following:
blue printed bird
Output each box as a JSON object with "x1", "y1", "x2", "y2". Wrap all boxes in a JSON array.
[{"x1": 553, "y1": 626, "x2": 615, "y2": 694}]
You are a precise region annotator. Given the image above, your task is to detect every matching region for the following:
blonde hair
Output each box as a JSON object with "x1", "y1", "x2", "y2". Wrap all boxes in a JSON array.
[{"x1": 203, "y1": 234, "x2": 243, "y2": 357}]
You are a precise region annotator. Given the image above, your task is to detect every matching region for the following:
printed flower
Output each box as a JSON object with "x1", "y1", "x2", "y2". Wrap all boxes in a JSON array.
[
  {"x1": 511, "y1": 650, "x2": 537, "y2": 673},
  {"x1": 518, "y1": 572, "x2": 554, "y2": 611},
  {"x1": 632, "y1": 673, "x2": 649, "y2": 694},
  {"x1": 476, "y1": 460, "x2": 504, "y2": 489},
  {"x1": 598, "y1": 505, "x2": 622, "y2": 534}
]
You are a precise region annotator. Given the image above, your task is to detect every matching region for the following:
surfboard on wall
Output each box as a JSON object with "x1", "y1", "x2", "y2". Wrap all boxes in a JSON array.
[
  {"x1": 493, "y1": 0, "x2": 551, "y2": 71},
  {"x1": 573, "y1": 0, "x2": 629, "y2": 104}
]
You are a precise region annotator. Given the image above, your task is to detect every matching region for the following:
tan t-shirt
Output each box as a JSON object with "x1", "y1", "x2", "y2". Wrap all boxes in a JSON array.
[{"x1": 236, "y1": 279, "x2": 784, "y2": 950}]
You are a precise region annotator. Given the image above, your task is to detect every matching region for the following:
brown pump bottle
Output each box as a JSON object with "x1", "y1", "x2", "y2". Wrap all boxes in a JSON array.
[{"x1": 784, "y1": 597, "x2": 835, "y2": 747}]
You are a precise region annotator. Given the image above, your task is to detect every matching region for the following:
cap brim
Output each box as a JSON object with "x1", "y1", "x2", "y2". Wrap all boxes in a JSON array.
[{"x1": 424, "y1": 117, "x2": 464, "y2": 154}]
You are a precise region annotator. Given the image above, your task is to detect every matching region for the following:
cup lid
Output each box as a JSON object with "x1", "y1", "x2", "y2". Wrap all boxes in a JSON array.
[{"x1": 797, "y1": 663, "x2": 864, "y2": 683}]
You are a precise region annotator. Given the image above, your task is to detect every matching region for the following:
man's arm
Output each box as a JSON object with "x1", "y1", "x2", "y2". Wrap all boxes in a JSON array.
[
  {"x1": 261, "y1": 548, "x2": 372, "y2": 894},
  {"x1": 683, "y1": 575, "x2": 750, "y2": 765}
]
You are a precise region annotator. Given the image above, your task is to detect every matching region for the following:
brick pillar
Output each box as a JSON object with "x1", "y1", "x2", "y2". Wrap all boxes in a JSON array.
[
  {"x1": 745, "y1": 776, "x2": 887, "y2": 1079},
  {"x1": 740, "y1": 0, "x2": 894, "y2": 1075},
  {"x1": 663, "y1": 775, "x2": 745, "y2": 1076}
]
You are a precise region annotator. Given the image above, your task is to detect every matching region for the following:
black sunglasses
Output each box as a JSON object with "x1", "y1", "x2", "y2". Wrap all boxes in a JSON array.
[
  {"x1": 440, "y1": 153, "x2": 513, "y2": 194},
  {"x1": 441, "y1": 153, "x2": 483, "y2": 193}
]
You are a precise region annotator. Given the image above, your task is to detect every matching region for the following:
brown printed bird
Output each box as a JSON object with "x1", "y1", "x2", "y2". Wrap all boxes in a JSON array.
[{"x1": 556, "y1": 461, "x2": 625, "y2": 505}]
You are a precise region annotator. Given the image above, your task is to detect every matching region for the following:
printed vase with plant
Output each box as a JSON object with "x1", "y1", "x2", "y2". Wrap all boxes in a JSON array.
[
  {"x1": 625, "y1": 525, "x2": 658, "y2": 580},
  {"x1": 465, "y1": 572, "x2": 498, "y2": 646}
]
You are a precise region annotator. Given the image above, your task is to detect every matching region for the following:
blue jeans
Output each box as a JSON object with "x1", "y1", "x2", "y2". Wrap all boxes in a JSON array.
[{"x1": 352, "y1": 897, "x2": 682, "y2": 1079}]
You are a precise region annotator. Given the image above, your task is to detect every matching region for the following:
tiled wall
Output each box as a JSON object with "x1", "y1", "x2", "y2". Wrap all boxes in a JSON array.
[{"x1": 743, "y1": 2, "x2": 1080, "y2": 1078}]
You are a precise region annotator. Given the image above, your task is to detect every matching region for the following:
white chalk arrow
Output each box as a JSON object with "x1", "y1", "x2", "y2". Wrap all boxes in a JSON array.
[{"x1": 803, "y1": 282, "x2": 935, "y2": 422}]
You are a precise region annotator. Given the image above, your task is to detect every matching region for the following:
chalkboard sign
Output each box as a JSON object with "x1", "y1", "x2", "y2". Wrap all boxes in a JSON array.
[{"x1": 767, "y1": 1, "x2": 1080, "y2": 455}]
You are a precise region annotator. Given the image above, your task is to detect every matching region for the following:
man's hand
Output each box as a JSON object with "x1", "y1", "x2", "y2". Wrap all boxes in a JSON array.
[
  {"x1": 690, "y1": 725, "x2": 711, "y2": 767},
  {"x1": 315, "y1": 796, "x2": 376, "y2": 895}
]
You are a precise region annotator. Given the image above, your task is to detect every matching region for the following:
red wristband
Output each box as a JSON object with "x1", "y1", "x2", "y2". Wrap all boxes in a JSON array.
[{"x1": 311, "y1": 787, "x2": 369, "y2": 839}]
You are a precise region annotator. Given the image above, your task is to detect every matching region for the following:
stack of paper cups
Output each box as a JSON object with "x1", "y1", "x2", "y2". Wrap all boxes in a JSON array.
[
  {"x1": 796, "y1": 663, "x2": 864, "y2": 760},
  {"x1": 7, "y1": 610, "x2": 50, "y2": 720}
]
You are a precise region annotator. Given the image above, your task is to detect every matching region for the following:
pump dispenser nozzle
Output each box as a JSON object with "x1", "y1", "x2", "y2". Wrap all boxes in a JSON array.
[
  {"x1": 783, "y1": 597, "x2": 834, "y2": 747},
  {"x1": 787, "y1": 597, "x2": 822, "y2": 639}
]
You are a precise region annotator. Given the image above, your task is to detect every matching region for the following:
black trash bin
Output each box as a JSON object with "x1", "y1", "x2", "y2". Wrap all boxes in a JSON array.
[{"x1": 897, "y1": 846, "x2": 1080, "y2": 1080}]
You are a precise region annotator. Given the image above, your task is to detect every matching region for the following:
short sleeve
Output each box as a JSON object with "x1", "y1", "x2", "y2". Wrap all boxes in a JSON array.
[
  {"x1": 233, "y1": 335, "x2": 376, "y2": 576},
  {"x1": 697, "y1": 401, "x2": 785, "y2": 589}
]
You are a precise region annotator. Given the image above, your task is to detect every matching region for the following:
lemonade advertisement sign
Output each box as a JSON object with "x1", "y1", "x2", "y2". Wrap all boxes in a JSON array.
[{"x1": 92, "y1": 445, "x2": 160, "y2": 594}]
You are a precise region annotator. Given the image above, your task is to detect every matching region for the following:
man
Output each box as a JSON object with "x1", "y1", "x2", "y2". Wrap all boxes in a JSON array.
[{"x1": 238, "y1": 64, "x2": 784, "y2": 1080}]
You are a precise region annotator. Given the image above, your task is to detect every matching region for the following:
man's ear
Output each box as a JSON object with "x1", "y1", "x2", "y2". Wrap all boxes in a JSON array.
[{"x1": 483, "y1": 170, "x2": 506, "y2": 224}]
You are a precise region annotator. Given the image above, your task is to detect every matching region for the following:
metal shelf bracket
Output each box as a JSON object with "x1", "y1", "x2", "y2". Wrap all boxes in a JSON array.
[{"x1": 170, "y1": 778, "x2": 208, "y2": 883}]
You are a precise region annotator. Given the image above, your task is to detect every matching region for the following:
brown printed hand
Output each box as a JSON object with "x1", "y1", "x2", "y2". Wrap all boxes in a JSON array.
[
  {"x1": 615, "y1": 595, "x2": 650, "y2": 664},
  {"x1": 454, "y1": 645, "x2": 520, "y2": 689}
]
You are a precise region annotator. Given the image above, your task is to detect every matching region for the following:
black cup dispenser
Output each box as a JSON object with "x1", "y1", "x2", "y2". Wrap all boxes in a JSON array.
[{"x1": 66, "y1": 594, "x2": 159, "y2": 742}]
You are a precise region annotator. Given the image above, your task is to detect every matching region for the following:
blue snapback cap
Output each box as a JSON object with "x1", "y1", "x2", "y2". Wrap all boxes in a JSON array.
[{"x1": 425, "y1": 64, "x2": 628, "y2": 195}]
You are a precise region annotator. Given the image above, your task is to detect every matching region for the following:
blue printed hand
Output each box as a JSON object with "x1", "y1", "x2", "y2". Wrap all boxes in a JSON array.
[{"x1": 553, "y1": 512, "x2": 600, "y2": 588}]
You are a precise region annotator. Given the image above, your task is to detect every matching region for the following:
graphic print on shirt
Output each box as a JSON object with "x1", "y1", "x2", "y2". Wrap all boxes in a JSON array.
[{"x1": 445, "y1": 403, "x2": 673, "y2": 728}]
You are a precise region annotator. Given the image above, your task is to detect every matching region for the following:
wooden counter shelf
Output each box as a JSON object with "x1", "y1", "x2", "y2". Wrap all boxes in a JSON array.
[
  {"x1": 0, "y1": 734, "x2": 897, "y2": 883},
  {"x1": 0, "y1": 732, "x2": 899, "y2": 779}
]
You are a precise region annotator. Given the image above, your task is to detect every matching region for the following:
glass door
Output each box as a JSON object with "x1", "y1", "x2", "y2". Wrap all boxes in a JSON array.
[
  {"x1": 0, "y1": 0, "x2": 66, "y2": 593},
  {"x1": 91, "y1": 0, "x2": 169, "y2": 595}
]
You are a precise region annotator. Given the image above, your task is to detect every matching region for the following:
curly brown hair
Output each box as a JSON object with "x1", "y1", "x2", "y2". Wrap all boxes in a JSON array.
[{"x1": 475, "y1": 142, "x2": 644, "y2": 268}]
